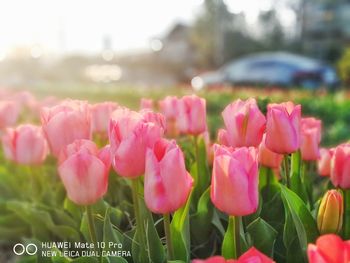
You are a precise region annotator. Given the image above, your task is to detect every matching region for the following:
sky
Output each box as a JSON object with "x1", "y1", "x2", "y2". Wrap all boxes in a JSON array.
[{"x1": 0, "y1": 0, "x2": 295, "y2": 56}]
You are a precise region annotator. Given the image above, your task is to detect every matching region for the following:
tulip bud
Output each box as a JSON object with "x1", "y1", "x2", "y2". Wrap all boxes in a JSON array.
[
  {"x1": 318, "y1": 148, "x2": 334, "y2": 177},
  {"x1": 221, "y1": 98, "x2": 266, "y2": 147},
  {"x1": 58, "y1": 139, "x2": 110, "y2": 205},
  {"x1": 41, "y1": 99, "x2": 91, "y2": 157},
  {"x1": 258, "y1": 133, "x2": 283, "y2": 169},
  {"x1": 307, "y1": 234, "x2": 350, "y2": 263},
  {"x1": 317, "y1": 190, "x2": 343, "y2": 235},
  {"x1": 265, "y1": 102, "x2": 301, "y2": 154},
  {"x1": 90, "y1": 102, "x2": 118, "y2": 134},
  {"x1": 1, "y1": 124, "x2": 48, "y2": 165},
  {"x1": 109, "y1": 108, "x2": 163, "y2": 178},
  {"x1": 330, "y1": 143, "x2": 350, "y2": 189},
  {"x1": 300, "y1": 117, "x2": 322, "y2": 161},
  {"x1": 144, "y1": 138, "x2": 193, "y2": 214},
  {"x1": 177, "y1": 95, "x2": 207, "y2": 135},
  {"x1": 211, "y1": 145, "x2": 259, "y2": 216}
]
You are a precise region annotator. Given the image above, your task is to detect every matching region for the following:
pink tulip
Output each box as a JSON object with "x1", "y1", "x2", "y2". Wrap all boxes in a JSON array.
[
  {"x1": 159, "y1": 96, "x2": 178, "y2": 120},
  {"x1": 140, "y1": 98, "x2": 153, "y2": 110},
  {"x1": 307, "y1": 234, "x2": 350, "y2": 263},
  {"x1": 192, "y1": 247, "x2": 275, "y2": 263},
  {"x1": 222, "y1": 98, "x2": 266, "y2": 147},
  {"x1": 177, "y1": 95, "x2": 207, "y2": 135},
  {"x1": 318, "y1": 148, "x2": 334, "y2": 177},
  {"x1": 159, "y1": 96, "x2": 179, "y2": 137},
  {"x1": 41, "y1": 100, "x2": 91, "y2": 157},
  {"x1": 217, "y1": 128, "x2": 229, "y2": 146},
  {"x1": 300, "y1": 117, "x2": 321, "y2": 161},
  {"x1": 258, "y1": 133, "x2": 283, "y2": 169},
  {"x1": 1, "y1": 124, "x2": 48, "y2": 165},
  {"x1": 331, "y1": 143, "x2": 350, "y2": 189},
  {"x1": 90, "y1": 102, "x2": 118, "y2": 134},
  {"x1": 140, "y1": 109, "x2": 166, "y2": 131},
  {"x1": 58, "y1": 139, "x2": 110, "y2": 205},
  {"x1": 109, "y1": 108, "x2": 163, "y2": 178},
  {"x1": 0, "y1": 100, "x2": 20, "y2": 129},
  {"x1": 144, "y1": 138, "x2": 193, "y2": 214},
  {"x1": 211, "y1": 145, "x2": 259, "y2": 216},
  {"x1": 265, "y1": 102, "x2": 301, "y2": 154}
]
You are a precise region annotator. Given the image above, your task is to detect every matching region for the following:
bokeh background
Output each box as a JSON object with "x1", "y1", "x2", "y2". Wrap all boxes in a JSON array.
[{"x1": 1, "y1": 0, "x2": 350, "y2": 146}]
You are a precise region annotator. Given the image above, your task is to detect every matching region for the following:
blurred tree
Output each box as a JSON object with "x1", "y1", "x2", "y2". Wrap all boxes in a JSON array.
[
  {"x1": 191, "y1": 0, "x2": 285, "y2": 69},
  {"x1": 338, "y1": 47, "x2": 350, "y2": 86},
  {"x1": 191, "y1": 0, "x2": 262, "y2": 69},
  {"x1": 256, "y1": 9, "x2": 285, "y2": 51}
]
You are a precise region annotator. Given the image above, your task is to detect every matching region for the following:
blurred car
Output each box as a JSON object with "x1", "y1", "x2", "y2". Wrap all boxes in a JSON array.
[{"x1": 191, "y1": 52, "x2": 339, "y2": 90}]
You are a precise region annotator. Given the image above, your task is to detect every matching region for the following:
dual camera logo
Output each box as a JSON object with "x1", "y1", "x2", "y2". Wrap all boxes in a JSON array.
[{"x1": 13, "y1": 243, "x2": 38, "y2": 256}]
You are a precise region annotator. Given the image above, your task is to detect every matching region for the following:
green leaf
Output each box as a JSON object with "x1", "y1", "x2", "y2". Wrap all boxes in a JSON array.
[
  {"x1": 190, "y1": 187, "x2": 213, "y2": 244},
  {"x1": 170, "y1": 192, "x2": 192, "y2": 262},
  {"x1": 131, "y1": 182, "x2": 165, "y2": 263},
  {"x1": 102, "y1": 207, "x2": 129, "y2": 263},
  {"x1": 280, "y1": 185, "x2": 318, "y2": 263},
  {"x1": 7, "y1": 201, "x2": 81, "y2": 241},
  {"x1": 246, "y1": 217, "x2": 278, "y2": 257},
  {"x1": 290, "y1": 151, "x2": 308, "y2": 204},
  {"x1": 191, "y1": 136, "x2": 211, "y2": 205}
]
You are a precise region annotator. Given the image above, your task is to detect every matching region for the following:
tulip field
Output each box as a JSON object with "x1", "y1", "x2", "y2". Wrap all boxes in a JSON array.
[{"x1": 0, "y1": 86, "x2": 350, "y2": 263}]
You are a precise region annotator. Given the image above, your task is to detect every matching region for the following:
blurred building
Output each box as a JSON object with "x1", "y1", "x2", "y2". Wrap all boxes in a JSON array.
[{"x1": 303, "y1": 0, "x2": 350, "y2": 62}]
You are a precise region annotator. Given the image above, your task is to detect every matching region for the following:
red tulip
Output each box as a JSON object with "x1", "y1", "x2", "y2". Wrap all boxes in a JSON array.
[
  {"x1": 0, "y1": 100, "x2": 20, "y2": 129},
  {"x1": 258, "y1": 133, "x2": 283, "y2": 169},
  {"x1": 307, "y1": 234, "x2": 350, "y2": 263},
  {"x1": 331, "y1": 143, "x2": 350, "y2": 189},
  {"x1": 1, "y1": 124, "x2": 48, "y2": 165},
  {"x1": 222, "y1": 98, "x2": 266, "y2": 147},
  {"x1": 192, "y1": 247, "x2": 274, "y2": 263},
  {"x1": 300, "y1": 117, "x2": 321, "y2": 161},
  {"x1": 41, "y1": 100, "x2": 91, "y2": 157},
  {"x1": 144, "y1": 138, "x2": 193, "y2": 214},
  {"x1": 192, "y1": 256, "x2": 236, "y2": 263},
  {"x1": 265, "y1": 102, "x2": 301, "y2": 154},
  {"x1": 140, "y1": 98, "x2": 153, "y2": 110},
  {"x1": 58, "y1": 139, "x2": 110, "y2": 205},
  {"x1": 177, "y1": 95, "x2": 207, "y2": 135},
  {"x1": 90, "y1": 102, "x2": 118, "y2": 134},
  {"x1": 109, "y1": 108, "x2": 163, "y2": 178},
  {"x1": 211, "y1": 145, "x2": 259, "y2": 216},
  {"x1": 238, "y1": 247, "x2": 275, "y2": 263},
  {"x1": 318, "y1": 148, "x2": 334, "y2": 177}
]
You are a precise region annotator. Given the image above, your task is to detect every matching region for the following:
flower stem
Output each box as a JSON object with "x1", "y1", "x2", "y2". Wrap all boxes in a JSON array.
[
  {"x1": 235, "y1": 216, "x2": 241, "y2": 258},
  {"x1": 86, "y1": 205, "x2": 98, "y2": 252},
  {"x1": 163, "y1": 213, "x2": 174, "y2": 260},
  {"x1": 131, "y1": 178, "x2": 147, "y2": 255},
  {"x1": 283, "y1": 155, "x2": 291, "y2": 188},
  {"x1": 344, "y1": 189, "x2": 350, "y2": 239}
]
